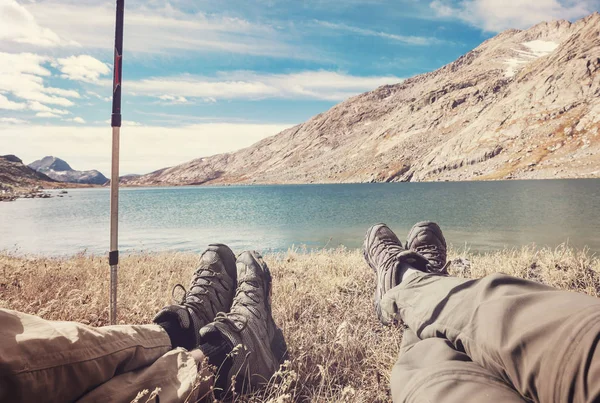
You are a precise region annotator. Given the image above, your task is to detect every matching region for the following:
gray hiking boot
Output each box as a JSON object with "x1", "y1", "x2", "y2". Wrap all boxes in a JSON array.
[
  {"x1": 153, "y1": 244, "x2": 237, "y2": 350},
  {"x1": 199, "y1": 251, "x2": 288, "y2": 393},
  {"x1": 363, "y1": 223, "x2": 430, "y2": 325},
  {"x1": 406, "y1": 221, "x2": 448, "y2": 274}
]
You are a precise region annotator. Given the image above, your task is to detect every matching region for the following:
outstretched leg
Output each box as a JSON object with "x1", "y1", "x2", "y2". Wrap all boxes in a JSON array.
[
  {"x1": 0, "y1": 244, "x2": 240, "y2": 402},
  {"x1": 365, "y1": 222, "x2": 600, "y2": 403},
  {"x1": 0, "y1": 308, "x2": 199, "y2": 402},
  {"x1": 385, "y1": 271, "x2": 600, "y2": 403},
  {"x1": 391, "y1": 329, "x2": 526, "y2": 403}
]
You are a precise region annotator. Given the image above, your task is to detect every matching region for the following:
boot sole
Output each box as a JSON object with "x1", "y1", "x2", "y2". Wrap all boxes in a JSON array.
[
  {"x1": 363, "y1": 224, "x2": 398, "y2": 326},
  {"x1": 363, "y1": 223, "x2": 389, "y2": 272},
  {"x1": 242, "y1": 251, "x2": 289, "y2": 366},
  {"x1": 406, "y1": 221, "x2": 446, "y2": 249}
]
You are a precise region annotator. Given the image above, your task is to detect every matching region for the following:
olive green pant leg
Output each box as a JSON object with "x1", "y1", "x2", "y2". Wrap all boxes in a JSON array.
[
  {"x1": 382, "y1": 273, "x2": 600, "y2": 403},
  {"x1": 391, "y1": 329, "x2": 526, "y2": 403},
  {"x1": 0, "y1": 309, "x2": 174, "y2": 402}
]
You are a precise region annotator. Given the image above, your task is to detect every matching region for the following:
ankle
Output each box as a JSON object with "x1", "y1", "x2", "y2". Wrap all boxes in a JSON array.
[
  {"x1": 398, "y1": 261, "x2": 421, "y2": 283},
  {"x1": 157, "y1": 314, "x2": 195, "y2": 350},
  {"x1": 199, "y1": 327, "x2": 234, "y2": 397}
]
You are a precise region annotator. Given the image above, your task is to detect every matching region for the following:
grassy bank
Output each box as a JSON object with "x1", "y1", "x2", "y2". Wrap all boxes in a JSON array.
[{"x1": 1, "y1": 246, "x2": 599, "y2": 402}]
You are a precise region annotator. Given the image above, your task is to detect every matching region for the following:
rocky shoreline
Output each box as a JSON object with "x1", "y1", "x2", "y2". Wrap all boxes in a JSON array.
[{"x1": 0, "y1": 186, "x2": 58, "y2": 202}]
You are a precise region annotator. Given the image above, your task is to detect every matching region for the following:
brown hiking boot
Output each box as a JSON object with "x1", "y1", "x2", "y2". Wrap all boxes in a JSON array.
[
  {"x1": 363, "y1": 223, "x2": 430, "y2": 325},
  {"x1": 153, "y1": 244, "x2": 237, "y2": 350},
  {"x1": 199, "y1": 251, "x2": 288, "y2": 394},
  {"x1": 406, "y1": 221, "x2": 448, "y2": 274}
]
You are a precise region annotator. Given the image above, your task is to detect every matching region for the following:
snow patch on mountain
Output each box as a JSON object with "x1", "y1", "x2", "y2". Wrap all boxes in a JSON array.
[{"x1": 504, "y1": 40, "x2": 560, "y2": 77}]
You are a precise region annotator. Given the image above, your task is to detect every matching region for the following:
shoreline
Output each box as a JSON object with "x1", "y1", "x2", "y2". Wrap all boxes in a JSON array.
[
  {"x1": 0, "y1": 182, "x2": 100, "y2": 202},
  {"x1": 2, "y1": 243, "x2": 598, "y2": 260},
  {"x1": 120, "y1": 174, "x2": 600, "y2": 188}
]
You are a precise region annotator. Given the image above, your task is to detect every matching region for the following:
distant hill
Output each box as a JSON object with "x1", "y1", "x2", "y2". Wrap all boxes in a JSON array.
[
  {"x1": 29, "y1": 156, "x2": 108, "y2": 185},
  {"x1": 0, "y1": 155, "x2": 55, "y2": 187},
  {"x1": 125, "y1": 13, "x2": 600, "y2": 186}
]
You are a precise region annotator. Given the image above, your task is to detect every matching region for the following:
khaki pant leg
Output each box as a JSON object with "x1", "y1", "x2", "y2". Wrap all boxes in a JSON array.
[
  {"x1": 391, "y1": 329, "x2": 526, "y2": 403},
  {"x1": 77, "y1": 349, "x2": 202, "y2": 403},
  {"x1": 0, "y1": 309, "x2": 172, "y2": 402},
  {"x1": 381, "y1": 272, "x2": 600, "y2": 403}
]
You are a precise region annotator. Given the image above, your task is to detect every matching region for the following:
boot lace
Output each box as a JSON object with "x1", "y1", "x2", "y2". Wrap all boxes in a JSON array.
[
  {"x1": 375, "y1": 238, "x2": 405, "y2": 271},
  {"x1": 170, "y1": 265, "x2": 218, "y2": 319},
  {"x1": 214, "y1": 278, "x2": 260, "y2": 332},
  {"x1": 414, "y1": 245, "x2": 446, "y2": 271}
]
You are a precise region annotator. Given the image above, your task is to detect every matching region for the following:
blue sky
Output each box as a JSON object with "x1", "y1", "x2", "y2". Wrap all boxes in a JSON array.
[{"x1": 1, "y1": 0, "x2": 598, "y2": 174}]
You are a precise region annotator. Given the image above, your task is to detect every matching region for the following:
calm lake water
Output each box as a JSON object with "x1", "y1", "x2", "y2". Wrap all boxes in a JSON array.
[{"x1": 1, "y1": 180, "x2": 599, "y2": 256}]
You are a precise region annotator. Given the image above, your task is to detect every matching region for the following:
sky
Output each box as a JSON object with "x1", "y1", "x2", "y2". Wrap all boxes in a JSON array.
[{"x1": 1, "y1": 0, "x2": 598, "y2": 175}]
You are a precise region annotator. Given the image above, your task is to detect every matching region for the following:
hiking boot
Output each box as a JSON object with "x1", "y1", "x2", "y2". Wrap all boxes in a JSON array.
[
  {"x1": 153, "y1": 244, "x2": 237, "y2": 350},
  {"x1": 199, "y1": 250, "x2": 288, "y2": 394},
  {"x1": 406, "y1": 221, "x2": 448, "y2": 274},
  {"x1": 363, "y1": 223, "x2": 429, "y2": 324}
]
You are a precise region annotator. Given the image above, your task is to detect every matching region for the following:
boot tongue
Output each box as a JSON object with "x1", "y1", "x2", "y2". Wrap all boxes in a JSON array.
[
  {"x1": 392, "y1": 250, "x2": 431, "y2": 285},
  {"x1": 396, "y1": 250, "x2": 431, "y2": 271}
]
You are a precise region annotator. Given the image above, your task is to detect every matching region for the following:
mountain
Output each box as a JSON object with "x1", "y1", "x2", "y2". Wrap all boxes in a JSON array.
[
  {"x1": 0, "y1": 155, "x2": 55, "y2": 187},
  {"x1": 126, "y1": 14, "x2": 600, "y2": 186},
  {"x1": 29, "y1": 156, "x2": 108, "y2": 185}
]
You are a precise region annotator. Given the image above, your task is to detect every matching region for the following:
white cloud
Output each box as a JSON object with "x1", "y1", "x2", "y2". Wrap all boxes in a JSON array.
[
  {"x1": 0, "y1": 0, "x2": 75, "y2": 47},
  {"x1": 430, "y1": 0, "x2": 594, "y2": 32},
  {"x1": 55, "y1": 55, "x2": 111, "y2": 83},
  {"x1": 0, "y1": 117, "x2": 26, "y2": 124},
  {"x1": 315, "y1": 20, "x2": 444, "y2": 45},
  {"x1": 65, "y1": 117, "x2": 86, "y2": 124},
  {"x1": 87, "y1": 91, "x2": 111, "y2": 102},
  {"x1": 0, "y1": 52, "x2": 50, "y2": 76},
  {"x1": 36, "y1": 112, "x2": 60, "y2": 118},
  {"x1": 121, "y1": 70, "x2": 403, "y2": 102},
  {"x1": 28, "y1": 101, "x2": 69, "y2": 115},
  {"x1": 23, "y1": 2, "x2": 309, "y2": 59},
  {"x1": 123, "y1": 121, "x2": 143, "y2": 127},
  {"x1": 158, "y1": 95, "x2": 190, "y2": 104},
  {"x1": 45, "y1": 87, "x2": 81, "y2": 98},
  {"x1": 103, "y1": 119, "x2": 143, "y2": 127},
  {"x1": 1, "y1": 122, "x2": 293, "y2": 175},
  {"x1": 0, "y1": 94, "x2": 27, "y2": 110},
  {"x1": 0, "y1": 52, "x2": 75, "y2": 107}
]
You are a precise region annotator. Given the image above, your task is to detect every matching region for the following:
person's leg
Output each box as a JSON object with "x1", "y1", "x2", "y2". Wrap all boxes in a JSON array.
[
  {"x1": 0, "y1": 244, "x2": 239, "y2": 402},
  {"x1": 391, "y1": 329, "x2": 526, "y2": 403},
  {"x1": 383, "y1": 272, "x2": 600, "y2": 403},
  {"x1": 366, "y1": 222, "x2": 600, "y2": 403},
  {"x1": 0, "y1": 308, "x2": 173, "y2": 402}
]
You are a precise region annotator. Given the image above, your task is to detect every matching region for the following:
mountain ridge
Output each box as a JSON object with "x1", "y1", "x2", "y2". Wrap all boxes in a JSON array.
[
  {"x1": 29, "y1": 156, "x2": 108, "y2": 185},
  {"x1": 125, "y1": 13, "x2": 600, "y2": 186}
]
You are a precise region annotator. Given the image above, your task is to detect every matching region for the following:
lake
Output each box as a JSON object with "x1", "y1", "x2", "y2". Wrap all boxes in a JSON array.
[{"x1": 1, "y1": 179, "x2": 599, "y2": 256}]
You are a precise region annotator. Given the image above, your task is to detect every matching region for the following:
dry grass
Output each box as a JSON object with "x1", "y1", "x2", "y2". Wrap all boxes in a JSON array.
[{"x1": 1, "y1": 245, "x2": 599, "y2": 402}]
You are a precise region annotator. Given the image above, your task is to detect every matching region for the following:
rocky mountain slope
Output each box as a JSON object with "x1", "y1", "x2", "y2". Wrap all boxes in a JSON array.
[
  {"x1": 126, "y1": 13, "x2": 600, "y2": 186},
  {"x1": 29, "y1": 156, "x2": 108, "y2": 185},
  {"x1": 0, "y1": 155, "x2": 55, "y2": 187}
]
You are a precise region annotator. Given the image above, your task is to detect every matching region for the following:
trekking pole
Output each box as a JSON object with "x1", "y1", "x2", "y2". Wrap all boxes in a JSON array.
[{"x1": 109, "y1": 0, "x2": 124, "y2": 325}]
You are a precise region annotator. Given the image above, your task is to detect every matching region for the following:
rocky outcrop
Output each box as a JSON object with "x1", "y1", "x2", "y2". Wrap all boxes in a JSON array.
[
  {"x1": 0, "y1": 155, "x2": 55, "y2": 187},
  {"x1": 29, "y1": 156, "x2": 108, "y2": 185},
  {"x1": 125, "y1": 13, "x2": 600, "y2": 186}
]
